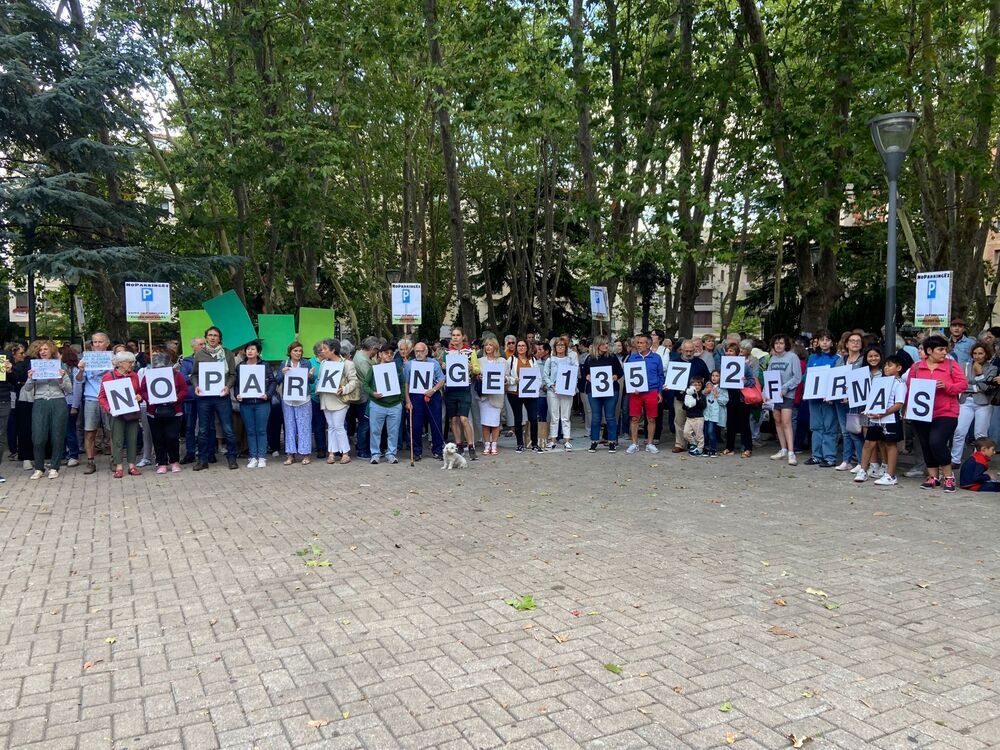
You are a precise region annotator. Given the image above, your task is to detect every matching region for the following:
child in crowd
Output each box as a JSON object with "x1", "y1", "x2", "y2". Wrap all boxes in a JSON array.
[
  {"x1": 959, "y1": 437, "x2": 1000, "y2": 492},
  {"x1": 856, "y1": 354, "x2": 906, "y2": 486},
  {"x1": 702, "y1": 371, "x2": 728, "y2": 457},
  {"x1": 683, "y1": 375, "x2": 707, "y2": 455}
]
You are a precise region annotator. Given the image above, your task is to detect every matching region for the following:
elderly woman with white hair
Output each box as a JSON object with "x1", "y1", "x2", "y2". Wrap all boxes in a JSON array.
[{"x1": 98, "y1": 350, "x2": 144, "y2": 478}]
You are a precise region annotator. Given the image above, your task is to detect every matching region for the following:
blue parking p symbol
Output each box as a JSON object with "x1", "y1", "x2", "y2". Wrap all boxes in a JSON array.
[
  {"x1": 401, "y1": 289, "x2": 411, "y2": 304},
  {"x1": 141, "y1": 287, "x2": 154, "y2": 302},
  {"x1": 927, "y1": 281, "x2": 936, "y2": 299}
]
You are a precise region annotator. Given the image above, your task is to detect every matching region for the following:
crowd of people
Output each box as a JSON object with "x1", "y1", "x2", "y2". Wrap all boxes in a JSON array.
[{"x1": 4, "y1": 317, "x2": 1000, "y2": 493}]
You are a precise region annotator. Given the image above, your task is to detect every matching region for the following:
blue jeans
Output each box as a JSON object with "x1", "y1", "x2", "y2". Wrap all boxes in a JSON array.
[
  {"x1": 197, "y1": 397, "x2": 236, "y2": 462},
  {"x1": 705, "y1": 420, "x2": 718, "y2": 453},
  {"x1": 241, "y1": 400, "x2": 270, "y2": 458},
  {"x1": 410, "y1": 392, "x2": 444, "y2": 457},
  {"x1": 352, "y1": 401, "x2": 371, "y2": 457},
  {"x1": 836, "y1": 401, "x2": 863, "y2": 464},
  {"x1": 588, "y1": 394, "x2": 618, "y2": 442},
  {"x1": 183, "y1": 399, "x2": 214, "y2": 459},
  {"x1": 369, "y1": 401, "x2": 402, "y2": 460},
  {"x1": 809, "y1": 401, "x2": 839, "y2": 463}
]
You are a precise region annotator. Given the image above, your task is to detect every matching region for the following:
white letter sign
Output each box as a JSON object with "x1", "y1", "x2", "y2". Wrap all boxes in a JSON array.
[
  {"x1": 372, "y1": 363, "x2": 401, "y2": 396},
  {"x1": 555, "y1": 365, "x2": 579, "y2": 396},
  {"x1": 802, "y1": 365, "x2": 831, "y2": 400},
  {"x1": 827, "y1": 365, "x2": 852, "y2": 401},
  {"x1": 239, "y1": 364, "x2": 266, "y2": 399},
  {"x1": 480, "y1": 362, "x2": 506, "y2": 396},
  {"x1": 846, "y1": 368, "x2": 871, "y2": 408},
  {"x1": 407, "y1": 361, "x2": 435, "y2": 395},
  {"x1": 198, "y1": 361, "x2": 226, "y2": 397},
  {"x1": 445, "y1": 353, "x2": 469, "y2": 387},
  {"x1": 282, "y1": 367, "x2": 308, "y2": 401},
  {"x1": 762, "y1": 370, "x2": 783, "y2": 403},
  {"x1": 314, "y1": 361, "x2": 344, "y2": 394},
  {"x1": 518, "y1": 367, "x2": 541, "y2": 397},
  {"x1": 104, "y1": 377, "x2": 140, "y2": 416},
  {"x1": 145, "y1": 367, "x2": 177, "y2": 405},
  {"x1": 665, "y1": 361, "x2": 691, "y2": 391},
  {"x1": 905, "y1": 378, "x2": 936, "y2": 422},
  {"x1": 865, "y1": 376, "x2": 895, "y2": 414}
]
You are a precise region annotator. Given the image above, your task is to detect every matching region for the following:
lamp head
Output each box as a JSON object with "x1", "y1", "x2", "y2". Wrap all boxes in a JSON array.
[
  {"x1": 386, "y1": 267, "x2": 401, "y2": 284},
  {"x1": 868, "y1": 112, "x2": 919, "y2": 181}
]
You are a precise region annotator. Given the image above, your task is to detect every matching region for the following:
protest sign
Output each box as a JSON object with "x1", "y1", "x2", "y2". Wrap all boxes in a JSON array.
[{"x1": 144, "y1": 367, "x2": 177, "y2": 405}]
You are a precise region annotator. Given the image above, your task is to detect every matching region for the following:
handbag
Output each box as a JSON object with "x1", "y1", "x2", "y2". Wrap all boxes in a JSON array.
[
  {"x1": 846, "y1": 412, "x2": 863, "y2": 435},
  {"x1": 121, "y1": 409, "x2": 142, "y2": 422},
  {"x1": 741, "y1": 381, "x2": 764, "y2": 407}
]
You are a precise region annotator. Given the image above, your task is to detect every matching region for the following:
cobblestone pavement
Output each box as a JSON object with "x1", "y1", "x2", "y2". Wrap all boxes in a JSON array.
[{"x1": 1, "y1": 435, "x2": 999, "y2": 750}]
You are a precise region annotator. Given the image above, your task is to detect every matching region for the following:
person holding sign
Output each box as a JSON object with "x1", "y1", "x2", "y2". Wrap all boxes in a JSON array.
[
  {"x1": 316, "y1": 339, "x2": 358, "y2": 465},
  {"x1": 139, "y1": 351, "x2": 189, "y2": 473},
  {"x1": 475, "y1": 337, "x2": 509, "y2": 455},
  {"x1": 442, "y1": 327, "x2": 480, "y2": 460},
  {"x1": 74, "y1": 332, "x2": 114, "y2": 474},
  {"x1": 580, "y1": 336, "x2": 623, "y2": 452},
  {"x1": 855, "y1": 355, "x2": 907, "y2": 486},
  {"x1": 97, "y1": 350, "x2": 143, "y2": 478},
  {"x1": 277, "y1": 341, "x2": 314, "y2": 465},
  {"x1": 721, "y1": 341, "x2": 755, "y2": 458},
  {"x1": 804, "y1": 330, "x2": 841, "y2": 467},
  {"x1": 191, "y1": 326, "x2": 239, "y2": 471},
  {"x1": 23, "y1": 340, "x2": 73, "y2": 480},
  {"x1": 665, "y1": 339, "x2": 707, "y2": 454},
  {"x1": 542, "y1": 337, "x2": 579, "y2": 451},
  {"x1": 234, "y1": 340, "x2": 276, "y2": 469},
  {"x1": 765, "y1": 334, "x2": 803, "y2": 466},
  {"x1": 625, "y1": 333, "x2": 665, "y2": 454},
  {"x1": 505, "y1": 340, "x2": 539, "y2": 453},
  {"x1": 405, "y1": 342, "x2": 446, "y2": 461},
  {"x1": 363, "y1": 343, "x2": 408, "y2": 464},
  {"x1": 907, "y1": 335, "x2": 968, "y2": 492}
]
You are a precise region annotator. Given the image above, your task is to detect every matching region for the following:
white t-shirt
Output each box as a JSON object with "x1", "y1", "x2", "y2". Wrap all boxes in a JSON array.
[{"x1": 869, "y1": 378, "x2": 907, "y2": 425}]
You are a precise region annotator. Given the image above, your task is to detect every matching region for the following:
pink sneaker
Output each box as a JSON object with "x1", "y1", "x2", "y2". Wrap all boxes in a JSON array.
[
  {"x1": 171, "y1": 463, "x2": 182, "y2": 473},
  {"x1": 156, "y1": 466, "x2": 167, "y2": 475}
]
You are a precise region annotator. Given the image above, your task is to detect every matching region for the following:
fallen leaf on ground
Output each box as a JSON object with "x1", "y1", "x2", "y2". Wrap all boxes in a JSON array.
[
  {"x1": 672, "y1": 686, "x2": 684, "y2": 693},
  {"x1": 916, "y1": 581, "x2": 930, "y2": 588},
  {"x1": 768, "y1": 625, "x2": 798, "y2": 638},
  {"x1": 719, "y1": 702, "x2": 733, "y2": 712},
  {"x1": 761, "y1": 560, "x2": 770, "y2": 567},
  {"x1": 554, "y1": 632, "x2": 570, "y2": 643},
  {"x1": 801, "y1": 690, "x2": 814, "y2": 698},
  {"x1": 341, "y1": 711, "x2": 349, "y2": 720},
  {"x1": 304, "y1": 559, "x2": 332, "y2": 567},
  {"x1": 639, "y1": 672, "x2": 650, "y2": 677},
  {"x1": 604, "y1": 663, "x2": 623, "y2": 675},
  {"x1": 209, "y1": 618, "x2": 218, "y2": 626},
  {"x1": 587, "y1": 610, "x2": 599, "y2": 616},
  {"x1": 805, "y1": 587, "x2": 828, "y2": 598},
  {"x1": 83, "y1": 660, "x2": 103, "y2": 670},
  {"x1": 504, "y1": 595, "x2": 536, "y2": 611},
  {"x1": 725, "y1": 732, "x2": 738, "y2": 745},
  {"x1": 638, "y1": 707, "x2": 650, "y2": 715},
  {"x1": 523, "y1": 623, "x2": 535, "y2": 630},
  {"x1": 774, "y1": 597, "x2": 787, "y2": 606},
  {"x1": 873, "y1": 511, "x2": 890, "y2": 517},
  {"x1": 349, "y1": 546, "x2": 358, "y2": 551},
  {"x1": 570, "y1": 609, "x2": 581, "y2": 617},
  {"x1": 787, "y1": 734, "x2": 813, "y2": 747},
  {"x1": 104, "y1": 636, "x2": 116, "y2": 644},
  {"x1": 824, "y1": 601, "x2": 840, "y2": 610},
  {"x1": 307, "y1": 719, "x2": 329, "y2": 728}
]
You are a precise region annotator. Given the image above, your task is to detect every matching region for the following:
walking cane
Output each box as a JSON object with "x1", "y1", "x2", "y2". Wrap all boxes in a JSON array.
[{"x1": 409, "y1": 396, "x2": 415, "y2": 467}]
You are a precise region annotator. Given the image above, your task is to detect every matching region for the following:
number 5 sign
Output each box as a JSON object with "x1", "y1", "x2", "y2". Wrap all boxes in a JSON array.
[{"x1": 624, "y1": 362, "x2": 648, "y2": 393}]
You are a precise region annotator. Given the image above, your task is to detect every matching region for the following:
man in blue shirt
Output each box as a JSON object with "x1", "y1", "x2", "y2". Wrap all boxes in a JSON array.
[
  {"x1": 625, "y1": 333, "x2": 665, "y2": 454},
  {"x1": 405, "y1": 342, "x2": 446, "y2": 460},
  {"x1": 949, "y1": 318, "x2": 974, "y2": 365}
]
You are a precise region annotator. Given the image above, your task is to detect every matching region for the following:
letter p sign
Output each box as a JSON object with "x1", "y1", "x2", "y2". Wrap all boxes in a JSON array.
[
  {"x1": 141, "y1": 287, "x2": 154, "y2": 302},
  {"x1": 927, "y1": 280, "x2": 936, "y2": 299},
  {"x1": 401, "y1": 288, "x2": 411, "y2": 304}
]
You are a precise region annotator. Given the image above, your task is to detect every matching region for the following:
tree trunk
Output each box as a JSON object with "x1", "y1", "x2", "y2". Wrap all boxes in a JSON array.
[{"x1": 425, "y1": 0, "x2": 476, "y2": 338}]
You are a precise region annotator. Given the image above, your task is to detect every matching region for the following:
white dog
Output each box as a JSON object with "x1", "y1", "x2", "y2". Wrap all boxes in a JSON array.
[{"x1": 442, "y1": 442, "x2": 468, "y2": 470}]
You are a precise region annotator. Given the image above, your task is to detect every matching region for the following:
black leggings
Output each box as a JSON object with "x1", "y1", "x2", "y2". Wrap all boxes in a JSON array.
[
  {"x1": 506, "y1": 393, "x2": 538, "y2": 448},
  {"x1": 149, "y1": 415, "x2": 181, "y2": 465},
  {"x1": 912, "y1": 417, "x2": 957, "y2": 470},
  {"x1": 725, "y1": 394, "x2": 752, "y2": 452}
]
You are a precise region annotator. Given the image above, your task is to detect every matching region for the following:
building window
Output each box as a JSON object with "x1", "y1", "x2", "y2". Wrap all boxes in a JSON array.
[
  {"x1": 693, "y1": 310, "x2": 713, "y2": 326},
  {"x1": 695, "y1": 288, "x2": 713, "y2": 305}
]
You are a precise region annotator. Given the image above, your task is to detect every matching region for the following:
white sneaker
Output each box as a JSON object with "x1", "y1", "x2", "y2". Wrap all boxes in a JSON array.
[
  {"x1": 626, "y1": 443, "x2": 639, "y2": 455},
  {"x1": 247, "y1": 458, "x2": 258, "y2": 469},
  {"x1": 770, "y1": 449, "x2": 788, "y2": 460},
  {"x1": 835, "y1": 461, "x2": 851, "y2": 471},
  {"x1": 904, "y1": 464, "x2": 926, "y2": 478},
  {"x1": 646, "y1": 443, "x2": 659, "y2": 454},
  {"x1": 30, "y1": 470, "x2": 44, "y2": 480},
  {"x1": 854, "y1": 469, "x2": 868, "y2": 483},
  {"x1": 66, "y1": 458, "x2": 79, "y2": 467},
  {"x1": 257, "y1": 457, "x2": 266, "y2": 468},
  {"x1": 23, "y1": 460, "x2": 32, "y2": 471},
  {"x1": 136, "y1": 458, "x2": 151, "y2": 468},
  {"x1": 869, "y1": 463, "x2": 885, "y2": 478},
  {"x1": 787, "y1": 453, "x2": 798, "y2": 466},
  {"x1": 547, "y1": 441, "x2": 556, "y2": 450},
  {"x1": 47, "y1": 469, "x2": 59, "y2": 479},
  {"x1": 272, "y1": 451, "x2": 279, "y2": 457},
  {"x1": 850, "y1": 464, "x2": 863, "y2": 474},
  {"x1": 874, "y1": 474, "x2": 897, "y2": 486},
  {"x1": 564, "y1": 442, "x2": 573, "y2": 451}
]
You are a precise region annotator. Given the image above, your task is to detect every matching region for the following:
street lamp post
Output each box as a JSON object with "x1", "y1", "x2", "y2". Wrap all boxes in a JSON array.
[
  {"x1": 64, "y1": 270, "x2": 81, "y2": 346},
  {"x1": 868, "y1": 112, "x2": 919, "y2": 353}
]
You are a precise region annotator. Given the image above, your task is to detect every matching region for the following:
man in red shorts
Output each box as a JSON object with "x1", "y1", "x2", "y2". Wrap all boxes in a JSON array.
[{"x1": 625, "y1": 333, "x2": 665, "y2": 454}]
